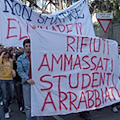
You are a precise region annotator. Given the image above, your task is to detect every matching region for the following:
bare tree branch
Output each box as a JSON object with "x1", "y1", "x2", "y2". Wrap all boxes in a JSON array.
[
  {"x1": 27, "y1": 0, "x2": 50, "y2": 14},
  {"x1": 49, "y1": 0, "x2": 60, "y2": 10}
]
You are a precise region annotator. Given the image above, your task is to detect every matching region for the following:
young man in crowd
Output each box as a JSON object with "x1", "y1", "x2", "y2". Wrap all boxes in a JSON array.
[{"x1": 16, "y1": 39, "x2": 43, "y2": 120}]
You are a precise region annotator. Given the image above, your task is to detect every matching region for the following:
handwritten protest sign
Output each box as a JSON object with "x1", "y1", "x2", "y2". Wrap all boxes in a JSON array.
[
  {"x1": 0, "y1": 0, "x2": 95, "y2": 47},
  {"x1": 30, "y1": 29, "x2": 120, "y2": 116}
]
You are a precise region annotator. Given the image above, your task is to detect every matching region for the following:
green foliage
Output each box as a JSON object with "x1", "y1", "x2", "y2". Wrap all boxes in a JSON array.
[
  {"x1": 88, "y1": 0, "x2": 120, "y2": 39},
  {"x1": 89, "y1": 0, "x2": 120, "y2": 23}
]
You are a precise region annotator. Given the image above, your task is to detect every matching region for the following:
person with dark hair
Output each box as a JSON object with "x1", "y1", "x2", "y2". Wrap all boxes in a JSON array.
[
  {"x1": 16, "y1": 39, "x2": 43, "y2": 120},
  {"x1": 0, "y1": 48, "x2": 16, "y2": 119}
]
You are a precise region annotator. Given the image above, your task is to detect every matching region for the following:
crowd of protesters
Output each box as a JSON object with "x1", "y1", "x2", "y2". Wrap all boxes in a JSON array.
[
  {"x1": 0, "y1": 45, "x2": 25, "y2": 119},
  {"x1": 0, "y1": 39, "x2": 43, "y2": 120}
]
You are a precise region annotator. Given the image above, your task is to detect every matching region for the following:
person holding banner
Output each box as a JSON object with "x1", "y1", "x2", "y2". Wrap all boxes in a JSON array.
[{"x1": 16, "y1": 39, "x2": 43, "y2": 120}]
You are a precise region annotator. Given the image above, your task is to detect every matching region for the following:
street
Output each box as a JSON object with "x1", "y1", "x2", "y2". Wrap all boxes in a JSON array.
[{"x1": 1, "y1": 101, "x2": 120, "y2": 120}]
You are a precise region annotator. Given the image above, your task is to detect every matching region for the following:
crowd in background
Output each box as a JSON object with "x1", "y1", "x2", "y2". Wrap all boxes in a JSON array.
[
  {"x1": 0, "y1": 45, "x2": 25, "y2": 119},
  {"x1": 0, "y1": 39, "x2": 43, "y2": 120}
]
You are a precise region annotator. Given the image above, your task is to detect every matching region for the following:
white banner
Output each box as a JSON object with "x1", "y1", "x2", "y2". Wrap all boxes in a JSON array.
[
  {"x1": 0, "y1": 0, "x2": 95, "y2": 47},
  {"x1": 31, "y1": 29, "x2": 120, "y2": 116}
]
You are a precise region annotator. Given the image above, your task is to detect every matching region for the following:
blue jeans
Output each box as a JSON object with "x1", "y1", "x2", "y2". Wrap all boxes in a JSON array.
[
  {"x1": 23, "y1": 83, "x2": 43, "y2": 120},
  {"x1": 1, "y1": 80, "x2": 14, "y2": 113}
]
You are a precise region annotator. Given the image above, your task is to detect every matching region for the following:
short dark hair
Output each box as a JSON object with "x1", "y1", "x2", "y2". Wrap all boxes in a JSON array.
[{"x1": 23, "y1": 39, "x2": 30, "y2": 47}]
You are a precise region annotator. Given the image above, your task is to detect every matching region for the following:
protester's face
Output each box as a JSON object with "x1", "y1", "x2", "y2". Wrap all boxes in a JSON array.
[
  {"x1": 118, "y1": 46, "x2": 120, "y2": 54},
  {"x1": 24, "y1": 43, "x2": 31, "y2": 54}
]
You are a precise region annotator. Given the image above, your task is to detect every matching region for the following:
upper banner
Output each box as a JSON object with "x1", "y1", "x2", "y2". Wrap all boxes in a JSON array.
[
  {"x1": 30, "y1": 28, "x2": 120, "y2": 116},
  {"x1": 0, "y1": 0, "x2": 95, "y2": 47}
]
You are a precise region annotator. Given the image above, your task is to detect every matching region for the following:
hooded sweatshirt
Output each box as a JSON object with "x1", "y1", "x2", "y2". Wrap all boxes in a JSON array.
[{"x1": 0, "y1": 56, "x2": 15, "y2": 80}]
